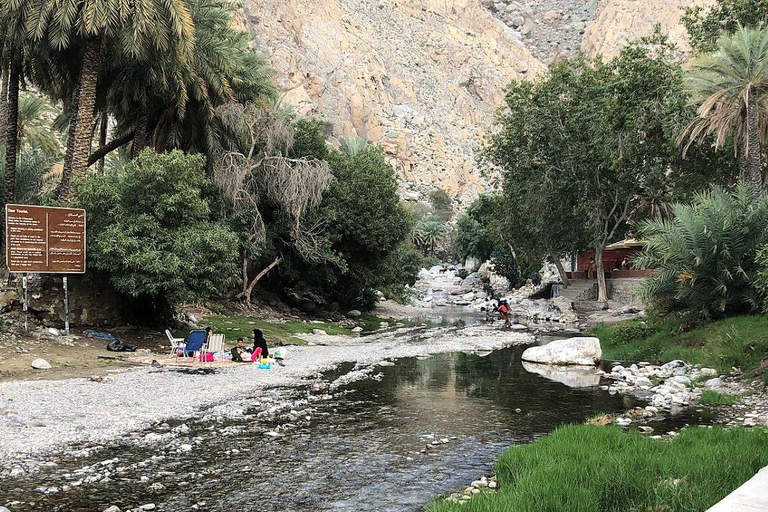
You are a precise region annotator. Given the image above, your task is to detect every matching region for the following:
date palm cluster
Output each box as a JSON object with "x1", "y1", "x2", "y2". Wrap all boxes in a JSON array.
[{"x1": 0, "y1": 0, "x2": 275, "y2": 206}]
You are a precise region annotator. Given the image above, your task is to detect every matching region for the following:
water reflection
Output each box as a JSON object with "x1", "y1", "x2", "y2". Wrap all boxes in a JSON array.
[{"x1": 0, "y1": 346, "x2": 709, "y2": 512}]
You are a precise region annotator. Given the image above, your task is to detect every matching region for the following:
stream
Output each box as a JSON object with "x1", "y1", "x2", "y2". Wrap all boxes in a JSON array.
[{"x1": 0, "y1": 325, "x2": 716, "y2": 512}]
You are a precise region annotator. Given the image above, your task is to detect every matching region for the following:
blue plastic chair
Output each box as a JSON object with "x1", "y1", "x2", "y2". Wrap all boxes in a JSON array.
[{"x1": 183, "y1": 330, "x2": 206, "y2": 358}]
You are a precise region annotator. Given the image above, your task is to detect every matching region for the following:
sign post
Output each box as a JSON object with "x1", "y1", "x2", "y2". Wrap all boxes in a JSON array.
[
  {"x1": 22, "y1": 274, "x2": 28, "y2": 332},
  {"x1": 63, "y1": 276, "x2": 70, "y2": 335},
  {"x1": 5, "y1": 204, "x2": 86, "y2": 333}
]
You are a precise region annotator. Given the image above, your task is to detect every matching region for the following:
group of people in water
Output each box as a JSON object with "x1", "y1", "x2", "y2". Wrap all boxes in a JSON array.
[{"x1": 481, "y1": 300, "x2": 513, "y2": 328}]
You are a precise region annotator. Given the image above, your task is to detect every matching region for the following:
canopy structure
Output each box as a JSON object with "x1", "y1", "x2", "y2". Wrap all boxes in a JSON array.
[{"x1": 605, "y1": 238, "x2": 645, "y2": 251}]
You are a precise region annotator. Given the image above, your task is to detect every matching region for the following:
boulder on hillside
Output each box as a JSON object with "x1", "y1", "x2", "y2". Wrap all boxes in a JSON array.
[
  {"x1": 31, "y1": 358, "x2": 52, "y2": 370},
  {"x1": 521, "y1": 337, "x2": 602, "y2": 366}
]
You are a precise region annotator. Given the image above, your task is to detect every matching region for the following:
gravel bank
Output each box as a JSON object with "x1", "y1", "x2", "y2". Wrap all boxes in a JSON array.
[{"x1": 0, "y1": 325, "x2": 532, "y2": 464}]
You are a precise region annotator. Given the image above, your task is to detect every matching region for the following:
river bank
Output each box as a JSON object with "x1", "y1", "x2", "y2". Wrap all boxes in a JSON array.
[{"x1": 0, "y1": 324, "x2": 533, "y2": 467}]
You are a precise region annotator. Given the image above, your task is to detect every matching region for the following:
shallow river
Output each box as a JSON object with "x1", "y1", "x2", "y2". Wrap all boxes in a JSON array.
[{"x1": 1, "y1": 333, "x2": 713, "y2": 512}]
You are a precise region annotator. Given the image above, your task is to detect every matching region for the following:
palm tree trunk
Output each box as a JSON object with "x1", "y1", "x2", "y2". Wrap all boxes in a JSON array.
[
  {"x1": 3, "y1": 59, "x2": 21, "y2": 207},
  {"x1": 742, "y1": 85, "x2": 763, "y2": 198},
  {"x1": 131, "y1": 94, "x2": 149, "y2": 159},
  {"x1": 0, "y1": 64, "x2": 9, "y2": 146},
  {"x1": 56, "y1": 37, "x2": 102, "y2": 201},
  {"x1": 97, "y1": 110, "x2": 108, "y2": 174}
]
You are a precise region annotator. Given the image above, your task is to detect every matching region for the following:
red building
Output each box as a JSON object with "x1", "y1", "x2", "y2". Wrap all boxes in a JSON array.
[{"x1": 569, "y1": 239, "x2": 653, "y2": 279}]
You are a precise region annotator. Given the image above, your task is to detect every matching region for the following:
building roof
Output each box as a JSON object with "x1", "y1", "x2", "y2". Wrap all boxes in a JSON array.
[{"x1": 605, "y1": 238, "x2": 646, "y2": 251}]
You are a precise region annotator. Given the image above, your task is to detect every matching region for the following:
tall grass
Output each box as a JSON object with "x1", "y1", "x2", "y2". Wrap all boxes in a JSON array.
[
  {"x1": 427, "y1": 426, "x2": 768, "y2": 512},
  {"x1": 589, "y1": 315, "x2": 768, "y2": 377}
]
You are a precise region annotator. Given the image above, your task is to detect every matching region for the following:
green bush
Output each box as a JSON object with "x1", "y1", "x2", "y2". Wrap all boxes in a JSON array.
[
  {"x1": 611, "y1": 321, "x2": 654, "y2": 346},
  {"x1": 428, "y1": 188, "x2": 454, "y2": 222},
  {"x1": 635, "y1": 183, "x2": 768, "y2": 321},
  {"x1": 76, "y1": 149, "x2": 239, "y2": 305}
]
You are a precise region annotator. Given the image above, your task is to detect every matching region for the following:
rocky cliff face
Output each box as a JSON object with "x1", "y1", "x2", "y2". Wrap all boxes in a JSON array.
[
  {"x1": 237, "y1": 0, "x2": 543, "y2": 203},
  {"x1": 581, "y1": 0, "x2": 714, "y2": 59},
  {"x1": 238, "y1": 0, "x2": 710, "y2": 202}
]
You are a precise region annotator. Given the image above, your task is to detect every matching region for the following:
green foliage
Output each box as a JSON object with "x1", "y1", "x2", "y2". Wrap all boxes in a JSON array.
[
  {"x1": 756, "y1": 247, "x2": 768, "y2": 311},
  {"x1": 427, "y1": 425, "x2": 768, "y2": 512},
  {"x1": 428, "y1": 188, "x2": 454, "y2": 222},
  {"x1": 287, "y1": 142, "x2": 414, "y2": 310},
  {"x1": 635, "y1": 184, "x2": 768, "y2": 320},
  {"x1": 699, "y1": 390, "x2": 739, "y2": 405},
  {"x1": 77, "y1": 150, "x2": 238, "y2": 304},
  {"x1": 683, "y1": 0, "x2": 768, "y2": 53},
  {"x1": 679, "y1": 24, "x2": 768, "y2": 194},
  {"x1": 290, "y1": 117, "x2": 330, "y2": 161},
  {"x1": 412, "y1": 217, "x2": 447, "y2": 257},
  {"x1": 456, "y1": 195, "x2": 498, "y2": 262},
  {"x1": 484, "y1": 32, "x2": 732, "y2": 298},
  {"x1": 610, "y1": 321, "x2": 654, "y2": 346},
  {"x1": 589, "y1": 315, "x2": 768, "y2": 377}
]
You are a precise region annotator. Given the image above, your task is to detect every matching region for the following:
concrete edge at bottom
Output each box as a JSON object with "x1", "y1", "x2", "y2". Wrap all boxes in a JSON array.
[{"x1": 706, "y1": 465, "x2": 768, "y2": 511}]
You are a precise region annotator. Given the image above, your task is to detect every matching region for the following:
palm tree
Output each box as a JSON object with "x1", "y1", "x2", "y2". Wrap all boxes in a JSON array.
[
  {"x1": 24, "y1": 0, "x2": 195, "y2": 200},
  {"x1": 105, "y1": 0, "x2": 275, "y2": 161},
  {"x1": 680, "y1": 25, "x2": 768, "y2": 197},
  {"x1": 17, "y1": 94, "x2": 61, "y2": 154},
  {"x1": 412, "y1": 218, "x2": 446, "y2": 257},
  {"x1": 0, "y1": 0, "x2": 30, "y2": 208}
]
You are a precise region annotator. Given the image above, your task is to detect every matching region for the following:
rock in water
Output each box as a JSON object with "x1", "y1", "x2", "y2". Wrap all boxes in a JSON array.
[
  {"x1": 521, "y1": 337, "x2": 602, "y2": 366},
  {"x1": 31, "y1": 358, "x2": 52, "y2": 370}
]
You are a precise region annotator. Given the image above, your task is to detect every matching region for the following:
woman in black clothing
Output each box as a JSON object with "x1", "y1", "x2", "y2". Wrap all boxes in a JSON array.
[{"x1": 253, "y1": 329, "x2": 269, "y2": 358}]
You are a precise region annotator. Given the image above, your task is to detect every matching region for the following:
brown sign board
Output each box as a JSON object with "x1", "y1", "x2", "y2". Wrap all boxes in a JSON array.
[{"x1": 5, "y1": 204, "x2": 86, "y2": 274}]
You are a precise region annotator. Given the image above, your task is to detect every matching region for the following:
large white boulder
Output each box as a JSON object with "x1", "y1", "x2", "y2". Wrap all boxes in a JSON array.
[
  {"x1": 521, "y1": 337, "x2": 602, "y2": 366},
  {"x1": 31, "y1": 358, "x2": 52, "y2": 370}
]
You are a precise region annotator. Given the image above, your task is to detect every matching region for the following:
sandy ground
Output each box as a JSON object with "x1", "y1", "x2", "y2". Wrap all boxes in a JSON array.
[
  {"x1": 0, "y1": 324, "x2": 532, "y2": 466},
  {"x1": 0, "y1": 326, "x2": 167, "y2": 382}
]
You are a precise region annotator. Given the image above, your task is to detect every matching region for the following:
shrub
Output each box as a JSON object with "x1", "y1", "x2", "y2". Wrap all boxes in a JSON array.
[
  {"x1": 635, "y1": 183, "x2": 768, "y2": 321},
  {"x1": 428, "y1": 188, "x2": 454, "y2": 222},
  {"x1": 77, "y1": 150, "x2": 239, "y2": 305},
  {"x1": 611, "y1": 321, "x2": 653, "y2": 346}
]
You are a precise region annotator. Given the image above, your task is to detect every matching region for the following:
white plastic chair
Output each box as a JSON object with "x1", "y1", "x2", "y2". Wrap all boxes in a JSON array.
[
  {"x1": 165, "y1": 329, "x2": 186, "y2": 357},
  {"x1": 201, "y1": 334, "x2": 225, "y2": 362}
]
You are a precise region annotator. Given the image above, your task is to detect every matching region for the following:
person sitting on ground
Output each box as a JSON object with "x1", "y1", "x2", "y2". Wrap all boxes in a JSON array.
[
  {"x1": 252, "y1": 328, "x2": 270, "y2": 359},
  {"x1": 230, "y1": 338, "x2": 252, "y2": 363}
]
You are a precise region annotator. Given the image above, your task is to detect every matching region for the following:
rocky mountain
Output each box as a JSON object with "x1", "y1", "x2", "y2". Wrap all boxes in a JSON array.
[{"x1": 238, "y1": 0, "x2": 712, "y2": 203}]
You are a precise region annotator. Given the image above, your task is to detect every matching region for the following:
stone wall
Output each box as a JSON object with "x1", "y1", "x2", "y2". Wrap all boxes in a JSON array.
[
  {"x1": 609, "y1": 278, "x2": 645, "y2": 305},
  {"x1": 1, "y1": 274, "x2": 126, "y2": 327}
]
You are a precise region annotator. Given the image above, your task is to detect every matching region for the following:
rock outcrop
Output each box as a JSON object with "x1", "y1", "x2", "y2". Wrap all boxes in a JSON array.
[
  {"x1": 237, "y1": 0, "x2": 544, "y2": 202},
  {"x1": 238, "y1": 0, "x2": 713, "y2": 200},
  {"x1": 521, "y1": 337, "x2": 602, "y2": 365},
  {"x1": 581, "y1": 0, "x2": 715, "y2": 60}
]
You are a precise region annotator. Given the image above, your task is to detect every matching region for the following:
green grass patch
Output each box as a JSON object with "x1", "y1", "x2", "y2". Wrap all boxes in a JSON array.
[
  {"x1": 427, "y1": 425, "x2": 768, "y2": 512},
  {"x1": 173, "y1": 315, "x2": 351, "y2": 345},
  {"x1": 588, "y1": 314, "x2": 768, "y2": 377},
  {"x1": 699, "y1": 390, "x2": 739, "y2": 406}
]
